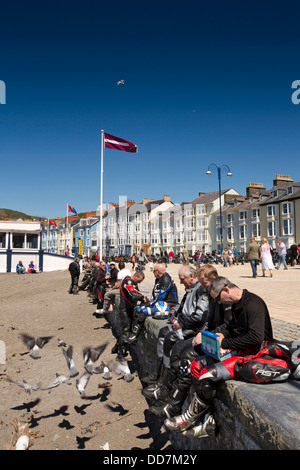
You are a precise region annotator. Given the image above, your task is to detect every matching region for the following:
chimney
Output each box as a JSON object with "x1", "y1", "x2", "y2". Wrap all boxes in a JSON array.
[
  {"x1": 273, "y1": 174, "x2": 294, "y2": 187},
  {"x1": 125, "y1": 200, "x2": 135, "y2": 207},
  {"x1": 163, "y1": 195, "x2": 171, "y2": 202},
  {"x1": 246, "y1": 182, "x2": 266, "y2": 199}
]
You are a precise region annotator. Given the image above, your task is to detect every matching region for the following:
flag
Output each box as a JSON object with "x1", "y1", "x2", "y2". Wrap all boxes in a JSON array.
[
  {"x1": 68, "y1": 204, "x2": 78, "y2": 215},
  {"x1": 104, "y1": 132, "x2": 138, "y2": 153},
  {"x1": 49, "y1": 219, "x2": 57, "y2": 226}
]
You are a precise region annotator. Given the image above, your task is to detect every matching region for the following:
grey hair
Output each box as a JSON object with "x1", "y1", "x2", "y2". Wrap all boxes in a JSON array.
[
  {"x1": 179, "y1": 265, "x2": 198, "y2": 278},
  {"x1": 210, "y1": 276, "x2": 238, "y2": 293}
]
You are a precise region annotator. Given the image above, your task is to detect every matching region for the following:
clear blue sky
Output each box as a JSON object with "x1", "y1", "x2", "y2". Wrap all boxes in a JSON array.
[{"x1": 1, "y1": 1, "x2": 300, "y2": 218}]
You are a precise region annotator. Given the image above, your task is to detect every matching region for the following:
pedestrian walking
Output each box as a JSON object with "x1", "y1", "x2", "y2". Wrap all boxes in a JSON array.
[
  {"x1": 276, "y1": 239, "x2": 288, "y2": 270},
  {"x1": 244, "y1": 237, "x2": 261, "y2": 278}
]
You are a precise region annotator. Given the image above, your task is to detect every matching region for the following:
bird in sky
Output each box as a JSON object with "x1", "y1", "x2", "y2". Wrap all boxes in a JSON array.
[
  {"x1": 117, "y1": 79, "x2": 125, "y2": 85},
  {"x1": 20, "y1": 333, "x2": 53, "y2": 359}
]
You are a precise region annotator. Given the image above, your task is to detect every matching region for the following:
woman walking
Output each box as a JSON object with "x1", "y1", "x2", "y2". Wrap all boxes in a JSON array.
[{"x1": 260, "y1": 238, "x2": 274, "y2": 277}]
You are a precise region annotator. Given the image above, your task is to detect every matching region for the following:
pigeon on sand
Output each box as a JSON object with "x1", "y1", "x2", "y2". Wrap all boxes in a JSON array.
[{"x1": 20, "y1": 333, "x2": 53, "y2": 359}]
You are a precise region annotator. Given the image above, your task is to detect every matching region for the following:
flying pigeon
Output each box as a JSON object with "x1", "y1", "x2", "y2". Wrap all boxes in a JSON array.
[
  {"x1": 6, "y1": 377, "x2": 40, "y2": 394},
  {"x1": 83, "y1": 343, "x2": 108, "y2": 373},
  {"x1": 76, "y1": 371, "x2": 92, "y2": 397},
  {"x1": 63, "y1": 346, "x2": 79, "y2": 377},
  {"x1": 57, "y1": 338, "x2": 67, "y2": 347},
  {"x1": 20, "y1": 333, "x2": 53, "y2": 359},
  {"x1": 42, "y1": 373, "x2": 72, "y2": 390},
  {"x1": 108, "y1": 359, "x2": 134, "y2": 382},
  {"x1": 117, "y1": 79, "x2": 125, "y2": 85}
]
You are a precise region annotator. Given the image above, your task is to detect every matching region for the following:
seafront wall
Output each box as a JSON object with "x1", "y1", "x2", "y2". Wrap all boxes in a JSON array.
[{"x1": 108, "y1": 313, "x2": 300, "y2": 450}]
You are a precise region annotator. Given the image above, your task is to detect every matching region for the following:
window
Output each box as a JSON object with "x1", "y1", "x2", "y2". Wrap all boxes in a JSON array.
[
  {"x1": 252, "y1": 223, "x2": 261, "y2": 238},
  {"x1": 282, "y1": 202, "x2": 292, "y2": 215},
  {"x1": 227, "y1": 214, "x2": 234, "y2": 223},
  {"x1": 12, "y1": 234, "x2": 24, "y2": 248},
  {"x1": 283, "y1": 219, "x2": 293, "y2": 235},
  {"x1": 135, "y1": 224, "x2": 140, "y2": 232},
  {"x1": 27, "y1": 234, "x2": 38, "y2": 249},
  {"x1": 267, "y1": 221, "x2": 277, "y2": 237},
  {"x1": 227, "y1": 227, "x2": 234, "y2": 241},
  {"x1": 239, "y1": 225, "x2": 247, "y2": 239},
  {"x1": 0, "y1": 232, "x2": 6, "y2": 248},
  {"x1": 239, "y1": 211, "x2": 247, "y2": 220},
  {"x1": 286, "y1": 186, "x2": 293, "y2": 195},
  {"x1": 267, "y1": 205, "x2": 276, "y2": 217},
  {"x1": 252, "y1": 209, "x2": 260, "y2": 219}
]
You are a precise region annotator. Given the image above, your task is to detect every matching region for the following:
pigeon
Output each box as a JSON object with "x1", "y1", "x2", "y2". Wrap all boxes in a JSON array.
[
  {"x1": 108, "y1": 359, "x2": 134, "y2": 382},
  {"x1": 117, "y1": 79, "x2": 125, "y2": 85},
  {"x1": 57, "y1": 338, "x2": 67, "y2": 347},
  {"x1": 102, "y1": 365, "x2": 112, "y2": 380},
  {"x1": 20, "y1": 333, "x2": 53, "y2": 359},
  {"x1": 76, "y1": 371, "x2": 92, "y2": 397},
  {"x1": 42, "y1": 374, "x2": 72, "y2": 390},
  {"x1": 63, "y1": 346, "x2": 79, "y2": 377},
  {"x1": 6, "y1": 377, "x2": 40, "y2": 394},
  {"x1": 83, "y1": 343, "x2": 108, "y2": 373}
]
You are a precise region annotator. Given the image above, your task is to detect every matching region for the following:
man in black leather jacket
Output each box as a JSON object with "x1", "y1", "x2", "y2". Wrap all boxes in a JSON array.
[{"x1": 124, "y1": 263, "x2": 178, "y2": 345}]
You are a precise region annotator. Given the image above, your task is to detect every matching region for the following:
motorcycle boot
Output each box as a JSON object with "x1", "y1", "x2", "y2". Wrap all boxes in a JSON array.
[
  {"x1": 142, "y1": 368, "x2": 176, "y2": 402},
  {"x1": 164, "y1": 392, "x2": 210, "y2": 433}
]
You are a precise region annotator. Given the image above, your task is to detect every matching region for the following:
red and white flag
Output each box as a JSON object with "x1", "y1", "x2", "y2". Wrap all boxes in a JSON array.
[{"x1": 104, "y1": 133, "x2": 138, "y2": 153}]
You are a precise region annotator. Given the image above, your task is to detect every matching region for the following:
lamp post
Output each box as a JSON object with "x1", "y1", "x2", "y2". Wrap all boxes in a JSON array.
[{"x1": 206, "y1": 163, "x2": 232, "y2": 255}]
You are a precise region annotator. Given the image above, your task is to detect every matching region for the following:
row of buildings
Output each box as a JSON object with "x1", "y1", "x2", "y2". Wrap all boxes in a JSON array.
[
  {"x1": 43, "y1": 174, "x2": 300, "y2": 258},
  {"x1": 0, "y1": 174, "x2": 299, "y2": 272}
]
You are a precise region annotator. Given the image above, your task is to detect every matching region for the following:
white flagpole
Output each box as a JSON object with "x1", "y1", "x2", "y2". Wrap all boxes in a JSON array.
[{"x1": 99, "y1": 130, "x2": 104, "y2": 259}]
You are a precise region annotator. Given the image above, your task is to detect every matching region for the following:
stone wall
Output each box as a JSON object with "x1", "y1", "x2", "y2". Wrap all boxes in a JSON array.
[{"x1": 108, "y1": 312, "x2": 300, "y2": 450}]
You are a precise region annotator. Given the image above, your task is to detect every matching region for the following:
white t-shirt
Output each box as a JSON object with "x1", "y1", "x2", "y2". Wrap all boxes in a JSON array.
[{"x1": 117, "y1": 268, "x2": 131, "y2": 281}]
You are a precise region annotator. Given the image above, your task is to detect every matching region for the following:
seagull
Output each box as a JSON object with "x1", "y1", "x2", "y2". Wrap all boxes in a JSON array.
[
  {"x1": 63, "y1": 346, "x2": 79, "y2": 377},
  {"x1": 42, "y1": 374, "x2": 72, "y2": 390},
  {"x1": 83, "y1": 343, "x2": 108, "y2": 373},
  {"x1": 76, "y1": 371, "x2": 92, "y2": 397},
  {"x1": 20, "y1": 333, "x2": 53, "y2": 359},
  {"x1": 6, "y1": 377, "x2": 40, "y2": 394},
  {"x1": 117, "y1": 79, "x2": 125, "y2": 85}
]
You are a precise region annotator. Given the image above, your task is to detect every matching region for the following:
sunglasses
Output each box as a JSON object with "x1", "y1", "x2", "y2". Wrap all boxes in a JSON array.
[{"x1": 214, "y1": 283, "x2": 228, "y2": 302}]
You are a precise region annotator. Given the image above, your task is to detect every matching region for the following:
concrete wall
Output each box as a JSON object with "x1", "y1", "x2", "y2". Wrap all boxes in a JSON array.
[{"x1": 108, "y1": 312, "x2": 300, "y2": 450}]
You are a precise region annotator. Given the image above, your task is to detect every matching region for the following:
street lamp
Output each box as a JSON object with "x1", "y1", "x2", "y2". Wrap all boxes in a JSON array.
[{"x1": 206, "y1": 163, "x2": 232, "y2": 255}]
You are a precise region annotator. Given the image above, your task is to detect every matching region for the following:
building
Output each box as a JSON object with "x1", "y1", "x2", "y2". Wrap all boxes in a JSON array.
[{"x1": 0, "y1": 219, "x2": 41, "y2": 272}]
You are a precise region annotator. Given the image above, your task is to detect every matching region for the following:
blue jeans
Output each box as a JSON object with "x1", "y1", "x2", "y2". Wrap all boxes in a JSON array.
[
  {"x1": 277, "y1": 255, "x2": 288, "y2": 269},
  {"x1": 250, "y1": 259, "x2": 258, "y2": 277}
]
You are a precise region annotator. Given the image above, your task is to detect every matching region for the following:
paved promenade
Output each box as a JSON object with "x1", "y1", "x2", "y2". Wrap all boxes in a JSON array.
[{"x1": 139, "y1": 260, "x2": 300, "y2": 342}]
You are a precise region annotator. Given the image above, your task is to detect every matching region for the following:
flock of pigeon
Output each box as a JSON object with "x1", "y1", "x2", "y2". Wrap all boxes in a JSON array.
[{"x1": 6, "y1": 333, "x2": 134, "y2": 399}]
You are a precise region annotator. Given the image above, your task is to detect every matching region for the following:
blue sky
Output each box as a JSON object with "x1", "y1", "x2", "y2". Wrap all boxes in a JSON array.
[{"x1": 1, "y1": 1, "x2": 300, "y2": 218}]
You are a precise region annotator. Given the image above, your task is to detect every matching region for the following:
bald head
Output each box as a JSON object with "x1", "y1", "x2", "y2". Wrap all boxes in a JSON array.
[{"x1": 153, "y1": 263, "x2": 166, "y2": 278}]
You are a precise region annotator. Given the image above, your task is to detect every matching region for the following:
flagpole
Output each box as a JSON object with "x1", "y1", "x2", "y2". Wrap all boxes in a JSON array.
[{"x1": 99, "y1": 130, "x2": 104, "y2": 260}]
